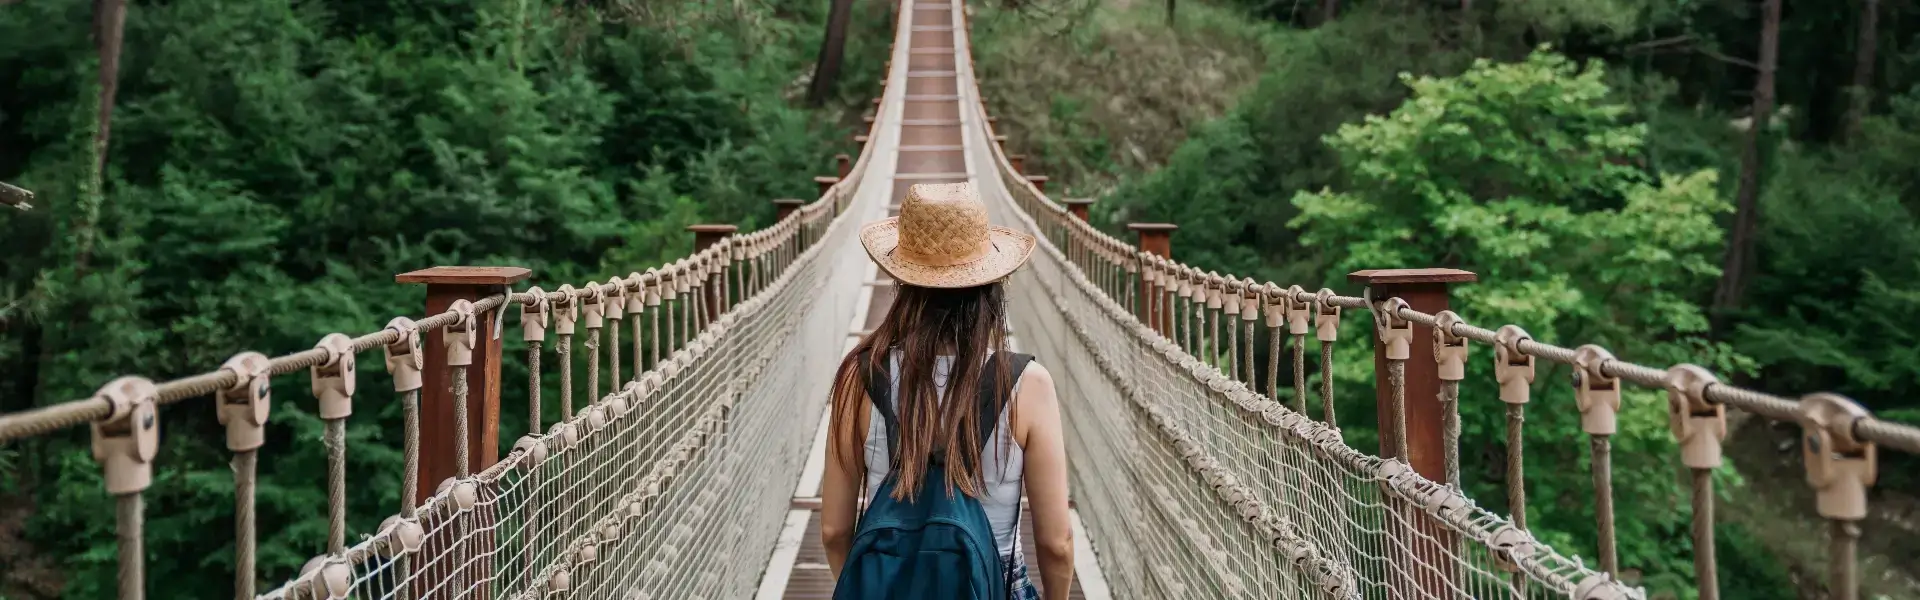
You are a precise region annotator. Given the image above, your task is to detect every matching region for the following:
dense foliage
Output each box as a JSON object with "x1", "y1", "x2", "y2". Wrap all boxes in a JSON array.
[
  {"x1": 0, "y1": 0, "x2": 875, "y2": 597},
  {"x1": 978, "y1": 0, "x2": 1920, "y2": 597}
]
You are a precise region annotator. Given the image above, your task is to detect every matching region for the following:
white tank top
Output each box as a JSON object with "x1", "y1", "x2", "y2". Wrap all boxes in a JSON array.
[{"x1": 862, "y1": 350, "x2": 1026, "y2": 558}]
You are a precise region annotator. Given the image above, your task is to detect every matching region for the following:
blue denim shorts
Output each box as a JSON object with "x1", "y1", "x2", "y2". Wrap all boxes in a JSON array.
[{"x1": 1004, "y1": 556, "x2": 1039, "y2": 600}]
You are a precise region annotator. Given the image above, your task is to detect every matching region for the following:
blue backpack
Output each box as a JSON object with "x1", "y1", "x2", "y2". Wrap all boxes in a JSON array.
[{"x1": 833, "y1": 351, "x2": 1034, "y2": 600}]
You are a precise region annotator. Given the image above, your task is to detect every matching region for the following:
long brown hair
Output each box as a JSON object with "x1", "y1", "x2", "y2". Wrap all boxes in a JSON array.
[{"x1": 830, "y1": 282, "x2": 1014, "y2": 501}]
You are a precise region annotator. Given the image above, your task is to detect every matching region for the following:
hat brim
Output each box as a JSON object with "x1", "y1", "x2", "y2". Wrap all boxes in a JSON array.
[{"x1": 859, "y1": 218, "x2": 1037, "y2": 288}]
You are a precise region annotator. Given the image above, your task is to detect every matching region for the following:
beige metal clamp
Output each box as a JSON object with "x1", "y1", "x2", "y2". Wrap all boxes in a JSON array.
[
  {"x1": 661, "y1": 267, "x2": 681, "y2": 303},
  {"x1": 1665, "y1": 365, "x2": 1725, "y2": 470},
  {"x1": 1176, "y1": 266, "x2": 1196, "y2": 301},
  {"x1": 674, "y1": 259, "x2": 693, "y2": 297},
  {"x1": 1239, "y1": 278, "x2": 1260, "y2": 323},
  {"x1": 626, "y1": 272, "x2": 648, "y2": 315},
  {"x1": 218, "y1": 352, "x2": 273, "y2": 452},
  {"x1": 604, "y1": 277, "x2": 626, "y2": 322},
  {"x1": 552, "y1": 284, "x2": 580, "y2": 336},
  {"x1": 522, "y1": 286, "x2": 550, "y2": 343},
  {"x1": 1283, "y1": 285, "x2": 1310, "y2": 336},
  {"x1": 582, "y1": 282, "x2": 607, "y2": 330},
  {"x1": 383, "y1": 317, "x2": 424, "y2": 394},
  {"x1": 1432, "y1": 311, "x2": 1468, "y2": 381},
  {"x1": 90, "y1": 376, "x2": 160, "y2": 495},
  {"x1": 1262, "y1": 283, "x2": 1287, "y2": 329},
  {"x1": 1373, "y1": 297, "x2": 1412, "y2": 360},
  {"x1": 1313, "y1": 288, "x2": 1341, "y2": 342},
  {"x1": 1798, "y1": 393, "x2": 1877, "y2": 521},
  {"x1": 312, "y1": 333, "x2": 356, "y2": 420},
  {"x1": 645, "y1": 268, "x2": 664, "y2": 308},
  {"x1": 1205, "y1": 272, "x2": 1226, "y2": 311},
  {"x1": 445, "y1": 299, "x2": 477, "y2": 367},
  {"x1": 1493, "y1": 325, "x2": 1534, "y2": 405},
  {"x1": 1571, "y1": 345, "x2": 1621, "y2": 436}
]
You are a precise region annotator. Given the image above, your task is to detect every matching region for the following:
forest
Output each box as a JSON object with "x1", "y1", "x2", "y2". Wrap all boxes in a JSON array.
[
  {"x1": 2, "y1": 0, "x2": 1917, "y2": 598},
  {"x1": 970, "y1": 0, "x2": 1920, "y2": 597}
]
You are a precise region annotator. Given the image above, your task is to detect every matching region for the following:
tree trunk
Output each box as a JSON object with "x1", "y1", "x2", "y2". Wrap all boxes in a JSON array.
[
  {"x1": 806, "y1": 0, "x2": 855, "y2": 108},
  {"x1": 1844, "y1": 0, "x2": 1880, "y2": 140},
  {"x1": 72, "y1": 0, "x2": 126, "y2": 272},
  {"x1": 1320, "y1": 0, "x2": 1337, "y2": 25},
  {"x1": 1165, "y1": 0, "x2": 1175, "y2": 24},
  {"x1": 1713, "y1": 0, "x2": 1781, "y2": 319}
]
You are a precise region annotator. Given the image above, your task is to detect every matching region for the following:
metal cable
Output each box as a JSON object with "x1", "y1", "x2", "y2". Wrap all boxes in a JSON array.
[
  {"x1": 116, "y1": 493, "x2": 145, "y2": 600},
  {"x1": 325, "y1": 418, "x2": 347, "y2": 555},
  {"x1": 528, "y1": 341, "x2": 543, "y2": 435},
  {"x1": 235, "y1": 449, "x2": 257, "y2": 599},
  {"x1": 1440, "y1": 380, "x2": 1460, "y2": 490},
  {"x1": 1691, "y1": 468, "x2": 1717, "y2": 600},
  {"x1": 402, "y1": 389, "x2": 421, "y2": 519},
  {"x1": 1591, "y1": 435, "x2": 1618, "y2": 577},
  {"x1": 558, "y1": 333, "x2": 574, "y2": 421},
  {"x1": 1320, "y1": 340, "x2": 1336, "y2": 427},
  {"x1": 586, "y1": 328, "x2": 601, "y2": 403},
  {"x1": 1389, "y1": 359, "x2": 1409, "y2": 461},
  {"x1": 453, "y1": 364, "x2": 470, "y2": 477}
]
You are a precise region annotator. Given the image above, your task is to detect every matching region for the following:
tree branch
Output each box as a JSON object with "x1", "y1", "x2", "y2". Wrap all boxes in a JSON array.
[{"x1": 0, "y1": 182, "x2": 31, "y2": 211}]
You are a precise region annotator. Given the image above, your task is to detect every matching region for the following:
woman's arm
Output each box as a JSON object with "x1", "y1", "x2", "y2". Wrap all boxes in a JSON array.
[
  {"x1": 820, "y1": 391, "x2": 869, "y2": 579},
  {"x1": 1014, "y1": 363, "x2": 1073, "y2": 599}
]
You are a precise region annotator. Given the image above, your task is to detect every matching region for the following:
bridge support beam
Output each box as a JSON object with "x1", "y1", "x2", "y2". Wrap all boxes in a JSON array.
[
  {"x1": 773, "y1": 198, "x2": 806, "y2": 223},
  {"x1": 1130, "y1": 223, "x2": 1177, "y2": 336},
  {"x1": 397, "y1": 266, "x2": 532, "y2": 499},
  {"x1": 1061, "y1": 198, "x2": 1094, "y2": 222},
  {"x1": 1349, "y1": 267, "x2": 1477, "y2": 600}
]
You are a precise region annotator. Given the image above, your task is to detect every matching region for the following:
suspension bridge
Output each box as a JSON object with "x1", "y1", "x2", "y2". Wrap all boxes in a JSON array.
[{"x1": 2, "y1": 1, "x2": 1914, "y2": 599}]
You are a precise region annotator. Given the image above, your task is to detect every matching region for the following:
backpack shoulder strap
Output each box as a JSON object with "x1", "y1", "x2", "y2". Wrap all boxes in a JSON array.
[
  {"x1": 972, "y1": 352, "x2": 1034, "y2": 452},
  {"x1": 859, "y1": 349, "x2": 899, "y2": 457}
]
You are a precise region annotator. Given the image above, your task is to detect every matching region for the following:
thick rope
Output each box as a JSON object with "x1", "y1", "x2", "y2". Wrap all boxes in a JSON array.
[
  {"x1": 557, "y1": 333, "x2": 574, "y2": 421},
  {"x1": 1691, "y1": 468, "x2": 1718, "y2": 600},
  {"x1": 453, "y1": 364, "x2": 470, "y2": 477},
  {"x1": 402, "y1": 389, "x2": 420, "y2": 518},
  {"x1": 1226, "y1": 312, "x2": 1239, "y2": 381},
  {"x1": 1389, "y1": 359, "x2": 1409, "y2": 461},
  {"x1": 609, "y1": 320, "x2": 621, "y2": 390},
  {"x1": 1831, "y1": 520, "x2": 1860, "y2": 600},
  {"x1": 528, "y1": 341, "x2": 543, "y2": 434},
  {"x1": 1319, "y1": 341, "x2": 1336, "y2": 426},
  {"x1": 1591, "y1": 435, "x2": 1617, "y2": 577},
  {"x1": 116, "y1": 493, "x2": 144, "y2": 600},
  {"x1": 1292, "y1": 334, "x2": 1307, "y2": 415},
  {"x1": 631, "y1": 318, "x2": 643, "y2": 381},
  {"x1": 1267, "y1": 324, "x2": 1282, "y2": 401},
  {"x1": 1439, "y1": 380, "x2": 1461, "y2": 490},
  {"x1": 586, "y1": 328, "x2": 601, "y2": 403},
  {"x1": 325, "y1": 418, "x2": 347, "y2": 554},
  {"x1": 234, "y1": 449, "x2": 257, "y2": 599},
  {"x1": 1505, "y1": 404, "x2": 1526, "y2": 530}
]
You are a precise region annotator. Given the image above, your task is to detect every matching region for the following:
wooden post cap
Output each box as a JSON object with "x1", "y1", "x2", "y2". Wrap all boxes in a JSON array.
[
  {"x1": 396, "y1": 267, "x2": 533, "y2": 286},
  {"x1": 1346, "y1": 268, "x2": 1479, "y2": 286}
]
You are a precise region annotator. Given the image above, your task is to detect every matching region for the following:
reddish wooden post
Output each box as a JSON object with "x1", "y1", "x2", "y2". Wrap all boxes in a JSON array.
[
  {"x1": 1025, "y1": 175, "x2": 1050, "y2": 194},
  {"x1": 836, "y1": 154, "x2": 853, "y2": 179},
  {"x1": 396, "y1": 267, "x2": 531, "y2": 497},
  {"x1": 853, "y1": 134, "x2": 869, "y2": 146},
  {"x1": 690, "y1": 225, "x2": 738, "y2": 321},
  {"x1": 993, "y1": 134, "x2": 1008, "y2": 150},
  {"x1": 773, "y1": 198, "x2": 806, "y2": 222},
  {"x1": 815, "y1": 176, "x2": 840, "y2": 198},
  {"x1": 1348, "y1": 267, "x2": 1477, "y2": 600},
  {"x1": 1061, "y1": 198, "x2": 1094, "y2": 222},
  {"x1": 1008, "y1": 155, "x2": 1026, "y2": 174},
  {"x1": 1130, "y1": 224, "x2": 1177, "y2": 335},
  {"x1": 396, "y1": 266, "x2": 529, "y2": 599}
]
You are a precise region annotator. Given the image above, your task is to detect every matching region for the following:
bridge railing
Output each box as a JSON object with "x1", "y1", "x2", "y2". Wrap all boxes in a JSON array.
[{"x1": 969, "y1": 49, "x2": 1917, "y2": 596}]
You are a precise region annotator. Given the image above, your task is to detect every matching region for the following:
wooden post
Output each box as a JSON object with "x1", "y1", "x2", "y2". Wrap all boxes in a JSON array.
[
  {"x1": 773, "y1": 198, "x2": 806, "y2": 222},
  {"x1": 1025, "y1": 175, "x2": 1050, "y2": 194},
  {"x1": 815, "y1": 176, "x2": 840, "y2": 197},
  {"x1": 1009, "y1": 155, "x2": 1026, "y2": 174},
  {"x1": 1347, "y1": 267, "x2": 1477, "y2": 600},
  {"x1": 690, "y1": 225, "x2": 738, "y2": 322},
  {"x1": 1130, "y1": 224, "x2": 1177, "y2": 335},
  {"x1": 396, "y1": 266, "x2": 531, "y2": 498},
  {"x1": 1062, "y1": 198, "x2": 1095, "y2": 222},
  {"x1": 853, "y1": 134, "x2": 869, "y2": 146},
  {"x1": 993, "y1": 134, "x2": 1008, "y2": 150},
  {"x1": 836, "y1": 154, "x2": 853, "y2": 179}
]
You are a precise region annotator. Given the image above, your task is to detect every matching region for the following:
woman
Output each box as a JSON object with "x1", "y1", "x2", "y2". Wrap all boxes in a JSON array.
[{"x1": 820, "y1": 182, "x2": 1074, "y2": 600}]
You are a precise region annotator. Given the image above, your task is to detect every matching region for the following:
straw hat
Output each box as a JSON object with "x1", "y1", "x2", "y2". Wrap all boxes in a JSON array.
[{"x1": 860, "y1": 182, "x2": 1036, "y2": 288}]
